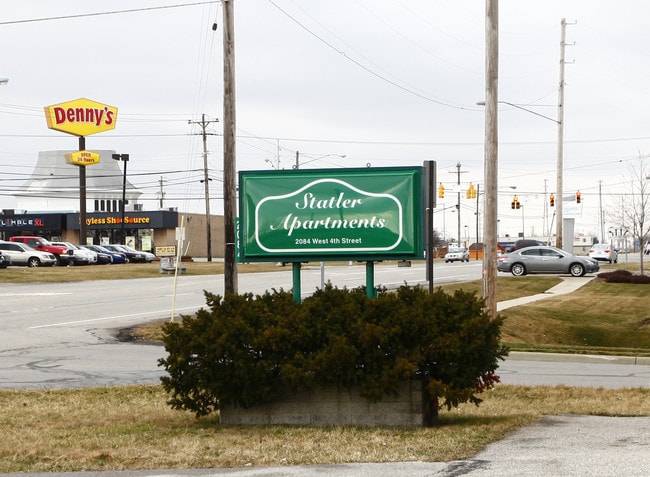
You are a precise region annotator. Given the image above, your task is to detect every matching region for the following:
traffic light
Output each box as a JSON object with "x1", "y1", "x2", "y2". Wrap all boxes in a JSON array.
[
  {"x1": 576, "y1": 190, "x2": 581, "y2": 203},
  {"x1": 550, "y1": 194, "x2": 555, "y2": 207},
  {"x1": 466, "y1": 183, "x2": 477, "y2": 199},
  {"x1": 438, "y1": 184, "x2": 445, "y2": 199},
  {"x1": 511, "y1": 195, "x2": 520, "y2": 209}
]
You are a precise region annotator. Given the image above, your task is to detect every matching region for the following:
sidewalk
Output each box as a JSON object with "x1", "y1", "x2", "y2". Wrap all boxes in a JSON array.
[{"x1": 497, "y1": 274, "x2": 595, "y2": 311}]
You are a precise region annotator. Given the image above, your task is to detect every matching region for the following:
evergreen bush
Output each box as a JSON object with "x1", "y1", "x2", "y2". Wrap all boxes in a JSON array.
[{"x1": 159, "y1": 284, "x2": 508, "y2": 426}]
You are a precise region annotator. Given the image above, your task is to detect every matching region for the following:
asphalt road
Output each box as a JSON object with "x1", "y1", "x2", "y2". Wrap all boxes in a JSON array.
[
  {"x1": 0, "y1": 261, "x2": 481, "y2": 389},
  {"x1": 1, "y1": 262, "x2": 648, "y2": 391}
]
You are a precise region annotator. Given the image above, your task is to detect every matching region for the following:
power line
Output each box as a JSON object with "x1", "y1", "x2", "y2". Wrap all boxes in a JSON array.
[
  {"x1": 0, "y1": 1, "x2": 219, "y2": 26},
  {"x1": 265, "y1": 0, "x2": 469, "y2": 110}
]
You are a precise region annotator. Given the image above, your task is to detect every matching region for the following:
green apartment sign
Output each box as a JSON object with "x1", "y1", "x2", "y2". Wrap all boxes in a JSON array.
[{"x1": 239, "y1": 167, "x2": 424, "y2": 262}]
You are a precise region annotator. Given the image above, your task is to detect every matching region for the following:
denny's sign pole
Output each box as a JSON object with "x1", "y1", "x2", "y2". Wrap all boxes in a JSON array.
[{"x1": 44, "y1": 98, "x2": 118, "y2": 243}]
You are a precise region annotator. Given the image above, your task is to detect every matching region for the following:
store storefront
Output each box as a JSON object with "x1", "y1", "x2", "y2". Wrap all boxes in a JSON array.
[{"x1": 0, "y1": 209, "x2": 179, "y2": 252}]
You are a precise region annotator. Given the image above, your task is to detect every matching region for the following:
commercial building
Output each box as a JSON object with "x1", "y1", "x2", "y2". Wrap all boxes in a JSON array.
[{"x1": 0, "y1": 150, "x2": 223, "y2": 257}]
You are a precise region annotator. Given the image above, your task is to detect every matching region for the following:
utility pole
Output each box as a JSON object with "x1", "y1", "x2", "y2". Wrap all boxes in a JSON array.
[
  {"x1": 189, "y1": 113, "x2": 219, "y2": 262},
  {"x1": 158, "y1": 176, "x2": 166, "y2": 209},
  {"x1": 599, "y1": 180, "x2": 605, "y2": 242},
  {"x1": 483, "y1": 0, "x2": 499, "y2": 320},
  {"x1": 452, "y1": 162, "x2": 468, "y2": 244},
  {"x1": 543, "y1": 179, "x2": 548, "y2": 239},
  {"x1": 556, "y1": 18, "x2": 574, "y2": 250},
  {"x1": 222, "y1": 0, "x2": 238, "y2": 293}
]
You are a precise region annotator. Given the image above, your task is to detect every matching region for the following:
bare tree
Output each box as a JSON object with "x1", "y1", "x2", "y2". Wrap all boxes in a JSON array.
[{"x1": 620, "y1": 154, "x2": 650, "y2": 274}]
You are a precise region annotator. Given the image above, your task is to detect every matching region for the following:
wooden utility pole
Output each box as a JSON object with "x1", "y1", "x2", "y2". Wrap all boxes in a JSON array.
[
  {"x1": 222, "y1": 0, "x2": 238, "y2": 293},
  {"x1": 451, "y1": 162, "x2": 468, "y2": 244},
  {"x1": 555, "y1": 18, "x2": 567, "y2": 250},
  {"x1": 188, "y1": 113, "x2": 219, "y2": 262},
  {"x1": 158, "y1": 176, "x2": 165, "y2": 209},
  {"x1": 483, "y1": 0, "x2": 499, "y2": 319}
]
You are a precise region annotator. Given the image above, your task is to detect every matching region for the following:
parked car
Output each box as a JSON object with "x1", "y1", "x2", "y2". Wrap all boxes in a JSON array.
[
  {"x1": 444, "y1": 246, "x2": 470, "y2": 263},
  {"x1": 122, "y1": 244, "x2": 156, "y2": 262},
  {"x1": 103, "y1": 244, "x2": 148, "y2": 263},
  {"x1": 81, "y1": 244, "x2": 124, "y2": 264},
  {"x1": 51, "y1": 242, "x2": 97, "y2": 265},
  {"x1": 588, "y1": 244, "x2": 618, "y2": 264},
  {"x1": 497, "y1": 245, "x2": 600, "y2": 277},
  {"x1": 0, "y1": 252, "x2": 9, "y2": 268},
  {"x1": 0, "y1": 240, "x2": 57, "y2": 267},
  {"x1": 9, "y1": 236, "x2": 72, "y2": 265},
  {"x1": 79, "y1": 244, "x2": 113, "y2": 264}
]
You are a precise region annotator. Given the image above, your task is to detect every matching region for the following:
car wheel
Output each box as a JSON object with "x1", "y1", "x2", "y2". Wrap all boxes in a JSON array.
[
  {"x1": 570, "y1": 263, "x2": 585, "y2": 277},
  {"x1": 511, "y1": 263, "x2": 526, "y2": 276},
  {"x1": 28, "y1": 257, "x2": 41, "y2": 267}
]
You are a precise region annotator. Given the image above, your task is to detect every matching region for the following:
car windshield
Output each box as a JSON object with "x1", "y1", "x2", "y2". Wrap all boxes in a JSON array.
[{"x1": 449, "y1": 247, "x2": 464, "y2": 253}]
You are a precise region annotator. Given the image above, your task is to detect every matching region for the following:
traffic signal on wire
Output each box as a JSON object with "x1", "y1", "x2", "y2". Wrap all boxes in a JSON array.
[
  {"x1": 550, "y1": 194, "x2": 555, "y2": 207},
  {"x1": 438, "y1": 184, "x2": 445, "y2": 199},
  {"x1": 576, "y1": 191, "x2": 581, "y2": 203},
  {"x1": 511, "y1": 195, "x2": 520, "y2": 209},
  {"x1": 466, "y1": 183, "x2": 477, "y2": 199}
]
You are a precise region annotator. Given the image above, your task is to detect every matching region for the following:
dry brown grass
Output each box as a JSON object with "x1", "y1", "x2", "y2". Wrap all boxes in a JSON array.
[
  {"x1": 0, "y1": 385, "x2": 648, "y2": 473},
  {"x1": 499, "y1": 279, "x2": 650, "y2": 353}
]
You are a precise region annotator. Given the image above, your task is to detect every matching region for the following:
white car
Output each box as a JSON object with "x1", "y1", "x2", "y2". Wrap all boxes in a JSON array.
[
  {"x1": 444, "y1": 246, "x2": 470, "y2": 263},
  {"x1": 0, "y1": 240, "x2": 57, "y2": 267},
  {"x1": 588, "y1": 244, "x2": 618, "y2": 264},
  {"x1": 52, "y1": 242, "x2": 98, "y2": 265}
]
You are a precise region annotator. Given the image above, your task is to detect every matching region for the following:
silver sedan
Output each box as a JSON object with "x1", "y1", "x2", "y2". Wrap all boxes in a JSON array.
[{"x1": 497, "y1": 245, "x2": 600, "y2": 277}]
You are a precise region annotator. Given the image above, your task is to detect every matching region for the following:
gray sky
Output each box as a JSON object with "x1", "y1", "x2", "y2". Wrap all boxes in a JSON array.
[{"x1": 2, "y1": 0, "x2": 650, "y2": 242}]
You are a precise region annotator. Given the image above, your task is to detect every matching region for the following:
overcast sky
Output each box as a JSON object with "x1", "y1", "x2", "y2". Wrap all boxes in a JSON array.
[{"x1": 2, "y1": 0, "x2": 650, "y2": 242}]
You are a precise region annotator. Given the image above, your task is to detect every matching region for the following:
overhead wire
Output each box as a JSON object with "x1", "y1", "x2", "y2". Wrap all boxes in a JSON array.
[
  {"x1": 0, "y1": 2, "x2": 220, "y2": 26},
  {"x1": 265, "y1": 0, "x2": 471, "y2": 111}
]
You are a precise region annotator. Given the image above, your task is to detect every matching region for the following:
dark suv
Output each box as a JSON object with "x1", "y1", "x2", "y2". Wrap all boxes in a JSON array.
[{"x1": 513, "y1": 239, "x2": 546, "y2": 250}]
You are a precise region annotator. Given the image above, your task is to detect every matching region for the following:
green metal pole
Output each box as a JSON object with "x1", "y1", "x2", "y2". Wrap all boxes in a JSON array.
[
  {"x1": 292, "y1": 262, "x2": 302, "y2": 303},
  {"x1": 365, "y1": 261, "x2": 376, "y2": 298}
]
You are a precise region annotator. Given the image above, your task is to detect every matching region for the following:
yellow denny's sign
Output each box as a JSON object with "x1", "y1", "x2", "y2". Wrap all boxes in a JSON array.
[
  {"x1": 65, "y1": 150, "x2": 101, "y2": 166},
  {"x1": 44, "y1": 98, "x2": 118, "y2": 136}
]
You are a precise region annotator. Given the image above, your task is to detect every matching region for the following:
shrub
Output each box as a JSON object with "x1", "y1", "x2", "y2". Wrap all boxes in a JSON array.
[
  {"x1": 598, "y1": 270, "x2": 650, "y2": 284},
  {"x1": 159, "y1": 285, "x2": 508, "y2": 426}
]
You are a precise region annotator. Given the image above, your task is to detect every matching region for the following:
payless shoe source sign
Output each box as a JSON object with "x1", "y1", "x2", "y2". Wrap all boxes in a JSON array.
[{"x1": 239, "y1": 167, "x2": 424, "y2": 262}]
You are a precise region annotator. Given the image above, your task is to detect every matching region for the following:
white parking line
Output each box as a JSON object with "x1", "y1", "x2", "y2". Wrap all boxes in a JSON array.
[
  {"x1": 0, "y1": 292, "x2": 74, "y2": 297},
  {"x1": 29, "y1": 306, "x2": 200, "y2": 329}
]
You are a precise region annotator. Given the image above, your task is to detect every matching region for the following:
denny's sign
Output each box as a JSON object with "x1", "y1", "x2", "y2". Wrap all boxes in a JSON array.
[
  {"x1": 238, "y1": 167, "x2": 425, "y2": 262},
  {"x1": 44, "y1": 98, "x2": 118, "y2": 137}
]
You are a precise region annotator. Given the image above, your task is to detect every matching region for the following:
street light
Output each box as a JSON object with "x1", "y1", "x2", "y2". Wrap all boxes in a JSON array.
[
  {"x1": 112, "y1": 153, "x2": 129, "y2": 245},
  {"x1": 0, "y1": 77, "x2": 8, "y2": 85}
]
